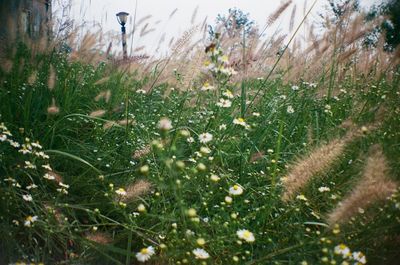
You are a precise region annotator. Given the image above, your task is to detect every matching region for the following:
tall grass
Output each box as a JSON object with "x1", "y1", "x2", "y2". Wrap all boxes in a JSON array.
[{"x1": 0, "y1": 1, "x2": 399, "y2": 264}]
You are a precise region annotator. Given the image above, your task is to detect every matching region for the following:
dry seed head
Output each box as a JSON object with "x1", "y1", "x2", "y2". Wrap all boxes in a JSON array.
[
  {"x1": 132, "y1": 145, "x2": 151, "y2": 159},
  {"x1": 122, "y1": 179, "x2": 152, "y2": 203},
  {"x1": 89, "y1": 110, "x2": 106, "y2": 118},
  {"x1": 117, "y1": 119, "x2": 136, "y2": 126},
  {"x1": 85, "y1": 232, "x2": 112, "y2": 245},
  {"x1": 94, "y1": 90, "x2": 112, "y2": 103},
  {"x1": 48, "y1": 65, "x2": 56, "y2": 90},
  {"x1": 28, "y1": 71, "x2": 38, "y2": 85},
  {"x1": 47, "y1": 98, "x2": 60, "y2": 115},
  {"x1": 327, "y1": 145, "x2": 398, "y2": 225},
  {"x1": 282, "y1": 137, "x2": 351, "y2": 201},
  {"x1": 266, "y1": 0, "x2": 292, "y2": 28},
  {"x1": 103, "y1": 121, "x2": 118, "y2": 130}
]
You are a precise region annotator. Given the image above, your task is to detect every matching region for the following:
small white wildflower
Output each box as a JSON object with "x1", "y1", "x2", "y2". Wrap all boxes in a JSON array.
[
  {"x1": 229, "y1": 184, "x2": 244, "y2": 196},
  {"x1": 223, "y1": 90, "x2": 234, "y2": 99},
  {"x1": 236, "y1": 229, "x2": 255, "y2": 242},
  {"x1": 200, "y1": 82, "x2": 215, "y2": 91},
  {"x1": 192, "y1": 248, "x2": 210, "y2": 259},
  {"x1": 287, "y1": 106, "x2": 295, "y2": 114},
  {"x1": 334, "y1": 244, "x2": 351, "y2": 258},
  {"x1": 135, "y1": 246, "x2": 155, "y2": 262},
  {"x1": 198, "y1": 133, "x2": 213, "y2": 144},
  {"x1": 296, "y1": 194, "x2": 308, "y2": 201},
  {"x1": 318, "y1": 186, "x2": 331, "y2": 193},
  {"x1": 24, "y1": 215, "x2": 38, "y2": 227},
  {"x1": 22, "y1": 194, "x2": 33, "y2": 202},
  {"x1": 216, "y1": 98, "x2": 232, "y2": 108},
  {"x1": 115, "y1": 188, "x2": 127, "y2": 196}
]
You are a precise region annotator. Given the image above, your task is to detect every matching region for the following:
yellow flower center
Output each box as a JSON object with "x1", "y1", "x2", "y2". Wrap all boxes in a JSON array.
[
  {"x1": 204, "y1": 61, "x2": 210, "y2": 66},
  {"x1": 140, "y1": 248, "x2": 149, "y2": 254},
  {"x1": 233, "y1": 185, "x2": 239, "y2": 190},
  {"x1": 26, "y1": 216, "x2": 33, "y2": 221},
  {"x1": 243, "y1": 231, "x2": 251, "y2": 238},
  {"x1": 204, "y1": 82, "x2": 209, "y2": 87},
  {"x1": 238, "y1": 118, "x2": 244, "y2": 123}
]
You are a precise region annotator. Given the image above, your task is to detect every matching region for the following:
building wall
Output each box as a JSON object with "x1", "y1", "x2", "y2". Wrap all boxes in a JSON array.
[{"x1": 0, "y1": 0, "x2": 51, "y2": 43}]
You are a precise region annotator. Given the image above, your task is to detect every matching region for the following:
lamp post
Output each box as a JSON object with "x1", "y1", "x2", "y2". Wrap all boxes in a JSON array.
[{"x1": 116, "y1": 11, "x2": 129, "y2": 60}]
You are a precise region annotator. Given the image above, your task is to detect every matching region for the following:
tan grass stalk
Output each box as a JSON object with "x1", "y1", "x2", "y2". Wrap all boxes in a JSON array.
[
  {"x1": 94, "y1": 77, "x2": 110, "y2": 85},
  {"x1": 1, "y1": 59, "x2": 13, "y2": 73},
  {"x1": 282, "y1": 137, "x2": 350, "y2": 201},
  {"x1": 28, "y1": 71, "x2": 37, "y2": 85},
  {"x1": 117, "y1": 119, "x2": 136, "y2": 126},
  {"x1": 89, "y1": 110, "x2": 106, "y2": 118},
  {"x1": 48, "y1": 65, "x2": 56, "y2": 90},
  {"x1": 191, "y1": 6, "x2": 199, "y2": 24},
  {"x1": 289, "y1": 5, "x2": 297, "y2": 32},
  {"x1": 136, "y1": 15, "x2": 152, "y2": 28},
  {"x1": 133, "y1": 146, "x2": 151, "y2": 159},
  {"x1": 122, "y1": 179, "x2": 152, "y2": 203},
  {"x1": 47, "y1": 98, "x2": 60, "y2": 115},
  {"x1": 266, "y1": 0, "x2": 292, "y2": 28},
  {"x1": 327, "y1": 146, "x2": 398, "y2": 225},
  {"x1": 169, "y1": 8, "x2": 178, "y2": 19},
  {"x1": 103, "y1": 121, "x2": 118, "y2": 130},
  {"x1": 85, "y1": 232, "x2": 112, "y2": 245},
  {"x1": 94, "y1": 90, "x2": 111, "y2": 103}
]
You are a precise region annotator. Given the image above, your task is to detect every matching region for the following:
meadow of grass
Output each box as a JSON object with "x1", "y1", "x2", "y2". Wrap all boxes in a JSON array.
[{"x1": 0, "y1": 2, "x2": 400, "y2": 265}]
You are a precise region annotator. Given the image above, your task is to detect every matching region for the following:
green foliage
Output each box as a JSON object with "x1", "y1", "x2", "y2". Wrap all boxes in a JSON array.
[{"x1": 0, "y1": 42, "x2": 399, "y2": 264}]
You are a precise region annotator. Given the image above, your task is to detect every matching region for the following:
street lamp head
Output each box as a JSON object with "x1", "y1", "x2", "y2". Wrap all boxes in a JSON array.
[{"x1": 116, "y1": 12, "x2": 129, "y2": 26}]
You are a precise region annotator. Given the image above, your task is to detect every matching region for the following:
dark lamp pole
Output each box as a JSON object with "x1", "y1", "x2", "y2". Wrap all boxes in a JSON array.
[{"x1": 116, "y1": 11, "x2": 129, "y2": 59}]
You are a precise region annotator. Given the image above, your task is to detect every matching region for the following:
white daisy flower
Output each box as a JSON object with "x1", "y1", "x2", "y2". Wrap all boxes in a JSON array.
[
  {"x1": 24, "y1": 215, "x2": 38, "y2": 227},
  {"x1": 318, "y1": 186, "x2": 330, "y2": 193},
  {"x1": 352, "y1": 251, "x2": 366, "y2": 264},
  {"x1": 218, "y1": 55, "x2": 229, "y2": 64},
  {"x1": 200, "y1": 82, "x2": 215, "y2": 91},
  {"x1": 236, "y1": 229, "x2": 255, "y2": 242},
  {"x1": 233, "y1": 117, "x2": 248, "y2": 128},
  {"x1": 22, "y1": 194, "x2": 33, "y2": 202},
  {"x1": 223, "y1": 89, "x2": 234, "y2": 99},
  {"x1": 291, "y1": 85, "x2": 299, "y2": 91},
  {"x1": 136, "y1": 246, "x2": 155, "y2": 262},
  {"x1": 203, "y1": 61, "x2": 216, "y2": 71},
  {"x1": 115, "y1": 188, "x2": 127, "y2": 196},
  {"x1": 229, "y1": 184, "x2": 244, "y2": 196},
  {"x1": 334, "y1": 244, "x2": 351, "y2": 258},
  {"x1": 41, "y1": 164, "x2": 52, "y2": 171},
  {"x1": 43, "y1": 173, "x2": 55, "y2": 180},
  {"x1": 198, "y1": 133, "x2": 213, "y2": 144},
  {"x1": 26, "y1": 184, "x2": 38, "y2": 190},
  {"x1": 296, "y1": 194, "x2": 308, "y2": 201},
  {"x1": 287, "y1": 106, "x2": 295, "y2": 114},
  {"x1": 192, "y1": 248, "x2": 210, "y2": 259},
  {"x1": 216, "y1": 98, "x2": 232, "y2": 108},
  {"x1": 219, "y1": 124, "x2": 227, "y2": 131}
]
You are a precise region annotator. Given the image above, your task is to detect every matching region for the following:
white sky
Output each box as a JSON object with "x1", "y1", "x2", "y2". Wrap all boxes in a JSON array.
[{"x1": 57, "y1": 0, "x2": 380, "y2": 57}]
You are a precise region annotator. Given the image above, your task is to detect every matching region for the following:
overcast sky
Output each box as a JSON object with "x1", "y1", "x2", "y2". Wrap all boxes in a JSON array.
[{"x1": 57, "y1": 0, "x2": 381, "y2": 56}]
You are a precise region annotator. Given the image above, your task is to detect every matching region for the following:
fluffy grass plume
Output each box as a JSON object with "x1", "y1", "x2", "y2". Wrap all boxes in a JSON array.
[
  {"x1": 122, "y1": 179, "x2": 152, "y2": 203},
  {"x1": 282, "y1": 137, "x2": 350, "y2": 201},
  {"x1": 327, "y1": 145, "x2": 398, "y2": 225}
]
